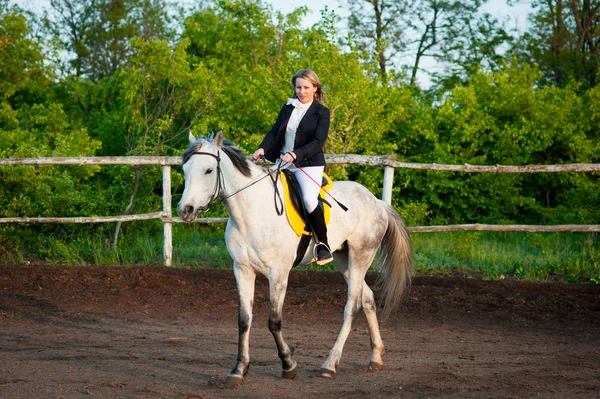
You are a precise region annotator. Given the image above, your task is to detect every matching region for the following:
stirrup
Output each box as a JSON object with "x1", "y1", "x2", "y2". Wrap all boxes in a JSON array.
[{"x1": 313, "y1": 242, "x2": 333, "y2": 266}]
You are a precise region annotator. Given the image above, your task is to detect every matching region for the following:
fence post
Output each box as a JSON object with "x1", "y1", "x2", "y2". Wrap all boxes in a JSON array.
[
  {"x1": 382, "y1": 166, "x2": 394, "y2": 205},
  {"x1": 162, "y1": 165, "x2": 173, "y2": 266}
]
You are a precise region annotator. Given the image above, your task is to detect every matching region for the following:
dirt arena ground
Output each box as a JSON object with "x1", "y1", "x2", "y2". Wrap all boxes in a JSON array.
[{"x1": 1, "y1": 263, "x2": 599, "y2": 398}]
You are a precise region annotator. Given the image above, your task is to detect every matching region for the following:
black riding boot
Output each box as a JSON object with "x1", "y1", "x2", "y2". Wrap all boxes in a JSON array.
[{"x1": 307, "y1": 205, "x2": 333, "y2": 265}]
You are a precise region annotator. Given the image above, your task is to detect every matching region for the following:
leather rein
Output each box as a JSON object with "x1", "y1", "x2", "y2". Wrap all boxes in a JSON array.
[{"x1": 184, "y1": 151, "x2": 279, "y2": 213}]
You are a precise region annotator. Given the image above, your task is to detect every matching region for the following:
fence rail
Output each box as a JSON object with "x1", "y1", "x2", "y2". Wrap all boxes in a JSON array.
[
  {"x1": 2, "y1": 155, "x2": 600, "y2": 172},
  {"x1": 1, "y1": 155, "x2": 598, "y2": 266}
]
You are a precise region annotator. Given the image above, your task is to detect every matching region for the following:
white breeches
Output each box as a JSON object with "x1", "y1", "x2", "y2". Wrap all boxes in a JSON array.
[
  {"x1": 292, "y1": 166, "x2": 324, "y2": 213},
  {"x1": 272, "y1": 162, "x2": 324, "y2": 213}
]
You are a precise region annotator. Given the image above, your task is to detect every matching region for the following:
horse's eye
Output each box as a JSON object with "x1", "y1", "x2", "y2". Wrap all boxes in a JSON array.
[{"x1": 205, "y1": 169, "x2": 213, "y2": 175}]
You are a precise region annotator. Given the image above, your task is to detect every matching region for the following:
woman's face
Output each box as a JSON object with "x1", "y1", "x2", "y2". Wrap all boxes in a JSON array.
[{"x1": 294, "y1": 77, "x2": 318, "y2": 104}]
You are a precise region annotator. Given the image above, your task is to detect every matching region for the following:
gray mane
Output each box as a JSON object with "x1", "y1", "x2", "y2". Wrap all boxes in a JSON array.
[
  {"x1": 221, "y1": 139, "x2": 253, "y2": 177},
  {"x1": 182, "y1": 137, "x2": 252, "y2": 178}
]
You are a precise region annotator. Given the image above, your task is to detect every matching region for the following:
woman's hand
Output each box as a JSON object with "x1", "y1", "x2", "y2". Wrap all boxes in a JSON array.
[
  {"x1": 280, "y1": 152, "x2": 296, "y2": 163},
  {"x1": 252, "y1": 148, "x2": 265, "y2": 160}
]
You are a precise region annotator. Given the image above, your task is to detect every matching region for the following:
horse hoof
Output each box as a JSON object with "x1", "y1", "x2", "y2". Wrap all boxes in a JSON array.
[
  {"x1": 225, "y1": 375, "x2": 244, "y2": 387},
  {"x1": 319, "y1": 367, "x2": 336, "y2": 378},
  {"x1": 282, "y1": 365, "x2": 298, "y2": 379},
  {"x1": 369, "y1": 362, "x2": 384, "y2": 371}
]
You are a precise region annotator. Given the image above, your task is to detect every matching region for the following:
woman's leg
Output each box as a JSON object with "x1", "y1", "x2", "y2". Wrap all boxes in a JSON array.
[
  {"x1": 292, "y1": 166, "x2": 324, "y2": 213},
  {"x1": 292, "y1": 166, "x2": 333, "y2": 265}
]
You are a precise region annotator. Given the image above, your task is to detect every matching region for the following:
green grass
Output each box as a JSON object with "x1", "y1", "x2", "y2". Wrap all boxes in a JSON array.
[
  {"x1": 412, "y1": 231, "x2": 599, "y2": 282},
  {"x1": 1, "y1": 224, "x2": 598, "y2": 283},
  {"x1": 0, "y1": 222, "x2": 233, "y2": 268}
]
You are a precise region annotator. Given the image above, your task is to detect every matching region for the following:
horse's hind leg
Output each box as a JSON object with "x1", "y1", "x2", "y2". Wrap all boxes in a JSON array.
[
  {"x1": 227, "y1": 264, "x2": 256, "y2": 386},
  {"x1": 362, "y1": 283, "x2": 385, "y2": 371},
  {"x1": 321, "y1": 243, "x2": 377, "y2": 377},
  {"x1": 268, "y1": 269, "x2": 298, "y2": 379},
  {"x1": 333, "y1": 250, "x2": 385, "y2": 372}
]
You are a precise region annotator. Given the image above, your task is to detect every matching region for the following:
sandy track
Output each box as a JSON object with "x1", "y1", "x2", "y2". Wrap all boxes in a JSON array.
[{"x1": 1, "y1": 264, "x2": 599, "y2": 398}]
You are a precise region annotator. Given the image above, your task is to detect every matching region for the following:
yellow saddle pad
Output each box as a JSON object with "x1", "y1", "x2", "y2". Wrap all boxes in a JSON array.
[{"x1": 280, "y1": 172, "x2": 333, "y2": 237}]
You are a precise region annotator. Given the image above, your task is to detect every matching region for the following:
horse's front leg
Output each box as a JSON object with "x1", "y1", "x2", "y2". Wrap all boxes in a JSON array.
[
  {"x1": 227, "y1": 263, "x2": 256, "y2": 386},
  {"x1": 268, "y1": 270, "x2": 298, "y2": 379}
]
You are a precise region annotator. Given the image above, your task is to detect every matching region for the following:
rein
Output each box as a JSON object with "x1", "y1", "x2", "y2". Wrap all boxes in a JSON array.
[
  {"x1": 184, "y1": 151, "x2": 279, "y2": 213},
  {"x1": 268, "y1": 163, "x2": 285, "y2": 216},
  {"x1": 221, "y1": 170, "x2": 274, "y2": 205}
]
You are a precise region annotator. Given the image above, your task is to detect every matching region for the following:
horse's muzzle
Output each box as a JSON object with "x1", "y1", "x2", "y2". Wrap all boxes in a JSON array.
[{"x1": 178, "y1": 204, "x2": 201, "y2": 222}]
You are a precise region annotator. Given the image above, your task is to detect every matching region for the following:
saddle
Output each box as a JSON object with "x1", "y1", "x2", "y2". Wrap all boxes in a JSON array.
[{"x1": 280, "y1": 170, "x2": 333, "y2": 266}]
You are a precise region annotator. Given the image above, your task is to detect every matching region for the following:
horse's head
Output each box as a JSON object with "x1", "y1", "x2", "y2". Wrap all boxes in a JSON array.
[{"x1": 177, "y1": 130, "x2": 224, "y2": 222}]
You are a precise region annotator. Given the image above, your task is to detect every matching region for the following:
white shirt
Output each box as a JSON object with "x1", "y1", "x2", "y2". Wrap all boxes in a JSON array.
[
  {"x1": 271, "y1": 98, "x2": 313, "y2": 171},
  {"x1": 281, "y1": 98, "x2": 313, "y2": 155}
]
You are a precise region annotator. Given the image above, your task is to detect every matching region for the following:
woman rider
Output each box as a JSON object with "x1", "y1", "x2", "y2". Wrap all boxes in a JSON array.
[{"x1": 252, "y1": 69, "x2": 333, "y2": 265}]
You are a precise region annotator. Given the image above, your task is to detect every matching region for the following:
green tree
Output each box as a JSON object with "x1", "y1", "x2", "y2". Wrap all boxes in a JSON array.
[
  {"x1": 514, "y1": 0, "x2": 600, "y2": 88},
  {"x1": 344, "y1": 0, "x2": 408, "y2": 83},
  {"x1": 183, "y1": 1, "x2": 411, "y2": 156},
  {"x1": 44, "y1": 0, "x2": 174, "y2": 80},
  {"x1": 343, "y1": 0, "x2": 510, "y2": 88},
  {"x1": 0, "y1": 104, "x2": 102, "y2": 218},
  {"x1": 406, "y1": 0, "x2": 510, "y2": 87},
  {"x1": 304, "y1": 9, "x2": 409, "y2": 157},
  {"x1": 395, "y1": 61, "x2": 599, "y2": 224},
  {"x1": 0, "y1": 3, "x2": 103, "y2": 251},
  {"x1": 1, "y1": 1, "x2": 49, "y2": 105},
  {"x1": 0, "y1": 4, "x2": 102, "y2": 214},
  {"x1": 430, "y1": 11, "x2": 511, "y2": 92},
  {"x1": 111, "y1": 37, "x2": 219, "y2": 246},
  {"x1": 182, "y1": 0, "x2": 416, "y2": 193},
  {"x1": 182, "y1": 0, "x2": 311, "y2": 145}
]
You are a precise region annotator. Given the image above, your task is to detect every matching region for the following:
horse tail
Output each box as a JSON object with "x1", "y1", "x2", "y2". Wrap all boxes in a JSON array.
[{"x1": 375, "y1": 203, "x2": 413, "y2": 321}]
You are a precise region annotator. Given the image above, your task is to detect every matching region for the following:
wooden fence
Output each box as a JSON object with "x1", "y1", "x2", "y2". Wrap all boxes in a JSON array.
[{"x1": 1, "y1": 155, "x2": 599, "y2": 266}]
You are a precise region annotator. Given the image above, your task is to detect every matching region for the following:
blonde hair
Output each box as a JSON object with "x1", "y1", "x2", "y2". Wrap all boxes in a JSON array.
[{"x1": 291, "y1": 69, "x2": 324, "y2": 103}]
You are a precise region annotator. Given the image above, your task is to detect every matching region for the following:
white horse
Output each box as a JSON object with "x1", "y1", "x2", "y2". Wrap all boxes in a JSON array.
[{"x1": 178, "y1": 132, "x2": 412, "y2": 385}]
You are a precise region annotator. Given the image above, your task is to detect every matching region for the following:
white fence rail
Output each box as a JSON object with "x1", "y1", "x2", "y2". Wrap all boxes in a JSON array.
[{"x1": 1, "y1": 156, "x2": 599, "y2": 266}]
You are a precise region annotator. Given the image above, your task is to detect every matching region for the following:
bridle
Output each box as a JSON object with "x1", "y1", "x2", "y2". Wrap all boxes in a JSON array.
[
  {"x1": 183, "y1": 151, "x2": 225, "y2": 212},
  {"x1": 183, "y1": 151, "x2": 276, "y2": 213}
]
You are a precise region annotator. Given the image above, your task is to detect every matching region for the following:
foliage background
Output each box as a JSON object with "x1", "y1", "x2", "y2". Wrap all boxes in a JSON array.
[{"x1": 1, "y1": 0, "x2": 598, "y2": 275}]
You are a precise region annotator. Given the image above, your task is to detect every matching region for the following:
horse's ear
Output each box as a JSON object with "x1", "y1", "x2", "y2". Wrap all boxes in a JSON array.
[
  {"x1": 188, "y1": 131, "x2": 195, "y2": 143},
  {"x1": 215, "y1": 130, "x2": 223, "y2": 149}
]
